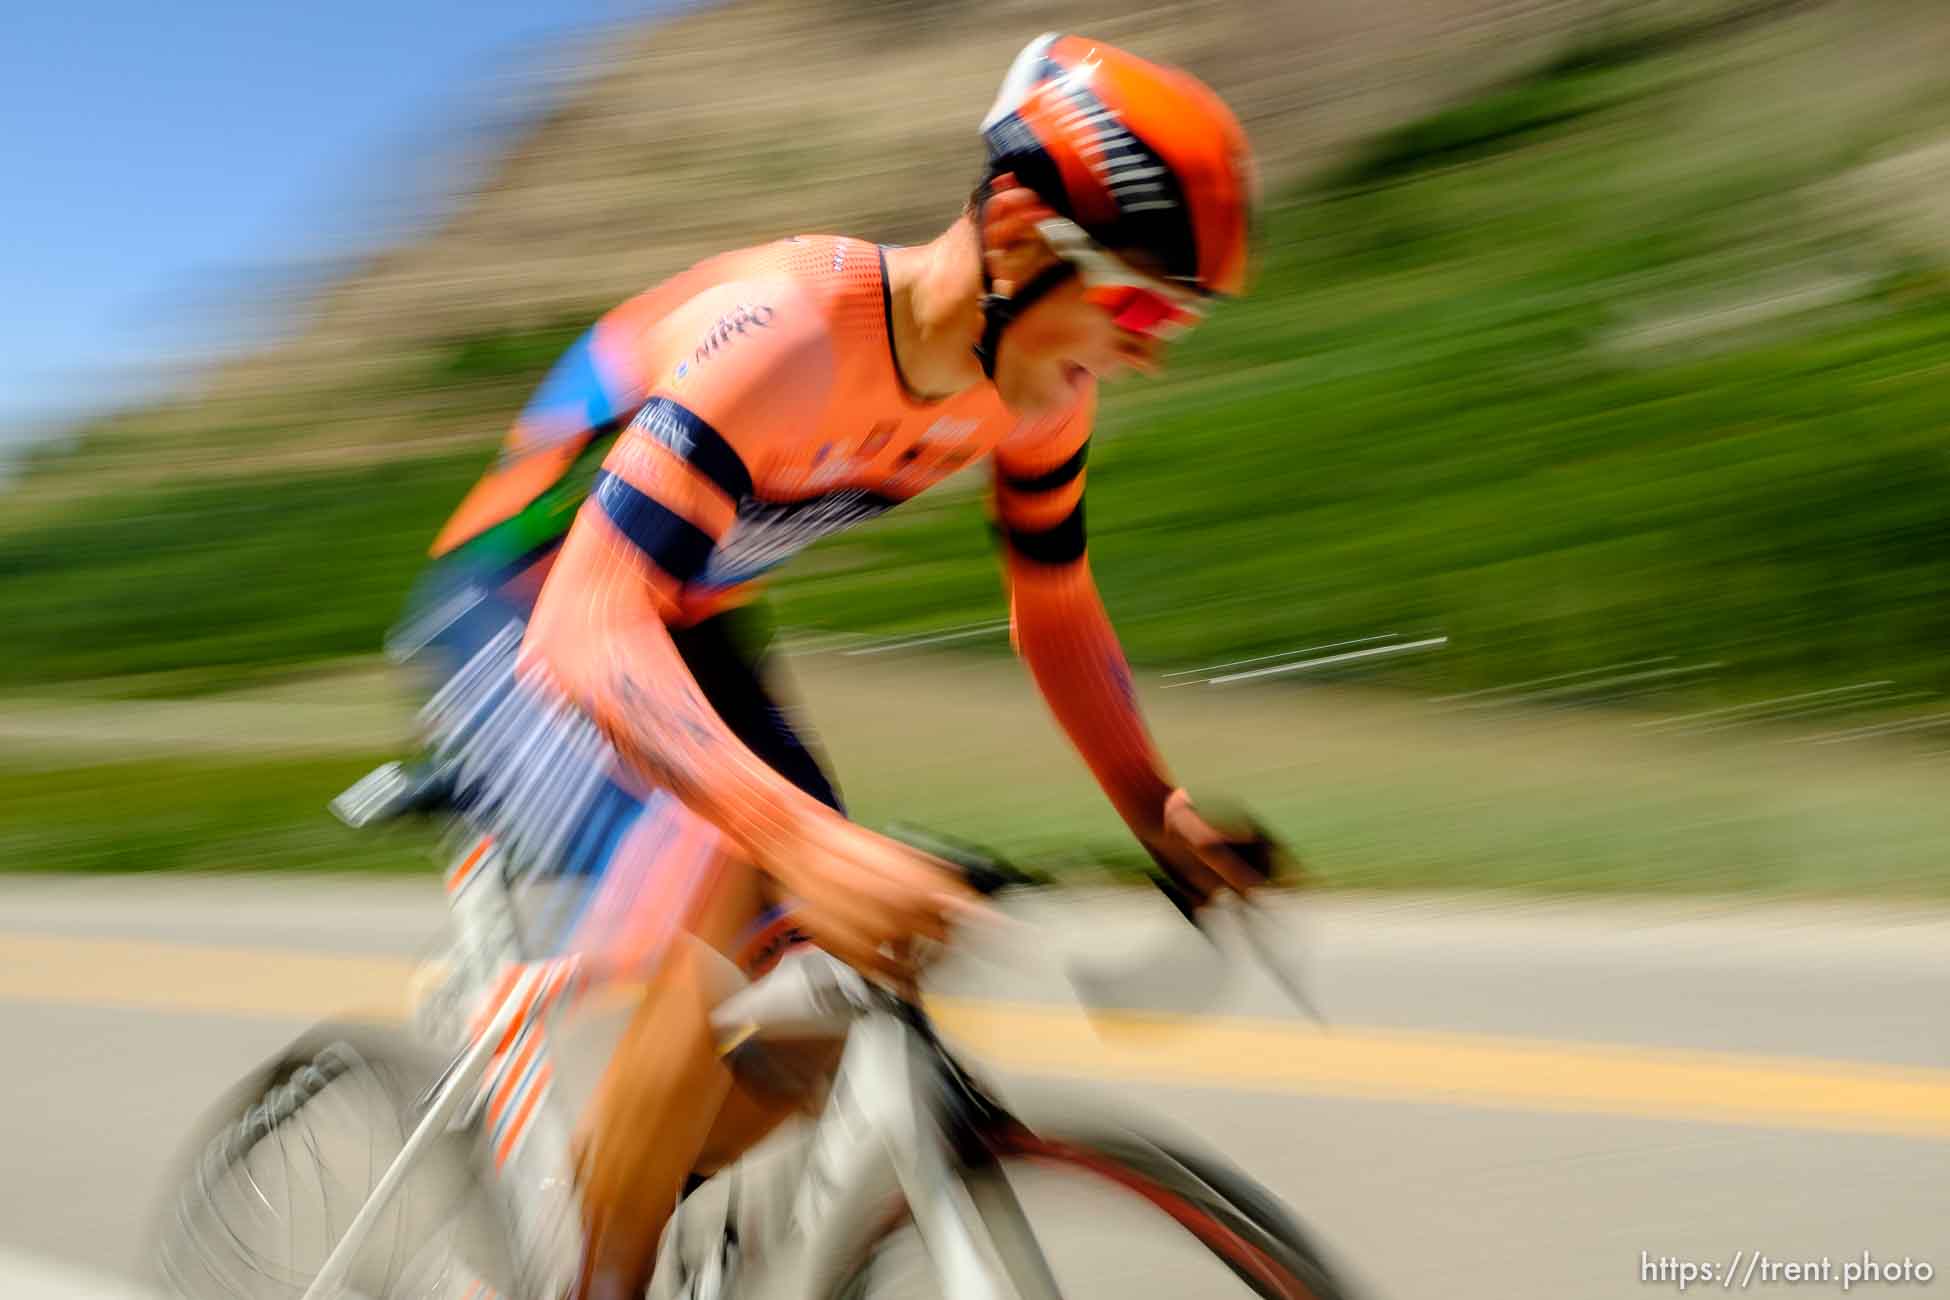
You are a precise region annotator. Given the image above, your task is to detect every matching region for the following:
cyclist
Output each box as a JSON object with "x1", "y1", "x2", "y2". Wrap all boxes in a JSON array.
[{"x1": 397, "y1": 33, "x2": 1274, "y2": 1298}]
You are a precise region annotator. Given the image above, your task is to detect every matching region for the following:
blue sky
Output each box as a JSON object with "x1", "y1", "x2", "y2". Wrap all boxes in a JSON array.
[{"x1": 1, "y1": 0, "x2": 681, "y2": 459}]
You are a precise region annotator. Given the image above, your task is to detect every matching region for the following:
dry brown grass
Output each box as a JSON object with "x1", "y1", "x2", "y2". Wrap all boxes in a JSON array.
[
  {"x1": 186, "y1": 0, "x2": 1689, "y2": 405},
  {"x1": 44, "y1": 0, "x2": 1879, "y2": 491},
  {"x1": 7, "y1": 644, "x2": 1944, "y2": 892}
]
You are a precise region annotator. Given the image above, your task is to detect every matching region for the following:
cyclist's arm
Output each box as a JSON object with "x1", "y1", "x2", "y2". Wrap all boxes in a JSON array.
[
  {"x1": 992, "y1": 392, "x2": 1176, "y2": 840},
  {"x1": 525, "y1": 459, "x2": 832, "y2": 868},
  {"x1": 518, "y1": 286, "x2": 840, "y2": 868}
]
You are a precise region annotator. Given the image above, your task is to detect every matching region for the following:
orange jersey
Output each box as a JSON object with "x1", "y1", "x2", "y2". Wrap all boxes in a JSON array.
[
  {"x1": 436, "y1": 235, "x2": 1092, "y2": 622},
  {"x1": 433, "y1": 234, "x2": 1174, "y2": 862}
]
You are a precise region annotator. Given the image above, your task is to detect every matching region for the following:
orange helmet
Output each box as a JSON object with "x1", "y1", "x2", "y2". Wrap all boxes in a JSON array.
[{"x1": 981, "y1": 33, "x2": 1256, "y2": 299}]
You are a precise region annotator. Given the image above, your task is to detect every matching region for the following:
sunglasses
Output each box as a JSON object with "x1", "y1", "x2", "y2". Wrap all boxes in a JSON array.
[
  {"x1": 1081, "y1": 284, "x2": 1204, "y2": 341},
  {"x1": 1037, "y1": 217, "x2": 1208, "y2": 342}
]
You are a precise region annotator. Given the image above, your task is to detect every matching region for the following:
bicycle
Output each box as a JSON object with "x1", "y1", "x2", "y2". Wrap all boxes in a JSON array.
[{"x1": 148, "y1": 760, "x2": 1362, "y2": 1300}]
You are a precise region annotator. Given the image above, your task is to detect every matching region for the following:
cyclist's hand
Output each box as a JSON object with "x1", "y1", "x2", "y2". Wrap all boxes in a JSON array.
[
  {"x1": 1145, "y1": 788, "x2": 1294, "y2": 911},
  {"x1": 759, "y1": 813, "x2": 980, "y2": 983}
]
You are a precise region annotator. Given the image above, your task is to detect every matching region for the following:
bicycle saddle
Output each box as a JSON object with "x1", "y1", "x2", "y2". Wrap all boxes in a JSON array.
[{"x1": 329, "y1": 760, "x2": 458, "y2": 829}]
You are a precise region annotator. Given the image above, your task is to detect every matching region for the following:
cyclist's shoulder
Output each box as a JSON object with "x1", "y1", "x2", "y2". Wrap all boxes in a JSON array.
[
  {"x1": 600, "y1": 236, "x2": 879, "y2": 389},
  {"x1": 602, "y1": 235, "x2": 873, "y2": 346}
]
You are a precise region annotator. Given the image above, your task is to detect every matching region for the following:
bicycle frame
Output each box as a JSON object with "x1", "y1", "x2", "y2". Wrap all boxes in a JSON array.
[
  {"x1": 298, "y1": 827, "x2": 1061, "y2": 1300},
  {"x1": 734, "y1": 1001, "x2": 1063, "y2": 1300}
]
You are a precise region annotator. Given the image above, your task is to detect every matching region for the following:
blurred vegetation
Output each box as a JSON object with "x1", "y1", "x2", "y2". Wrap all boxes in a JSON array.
[
  {"x1": 0, "y1": 2, "x2": 1942, "y2": 896},
  {"x1": 6, "y1": 689, "x2": 1946, "y2": 892},
  {"x1": 0, "y1": 753, "x2": 435, "y2": 874},
  {"x1": 0, "y1": 452, "x2": 485, "y2": 692},
  {"x1": 432, "y1": 318, "x2": 590, "y2": 386},
  {"x1": 4, "y1": 14, "x2": 1945, "y2": 712},
  {"x1": 772, "y1": 21, "x2": 1950, "y2": 704}
]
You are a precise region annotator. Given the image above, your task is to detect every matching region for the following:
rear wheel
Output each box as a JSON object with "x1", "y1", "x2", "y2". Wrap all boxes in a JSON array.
[
  {"x1": 148, "y1": 1023, "x2": 519, "y2": 1300},
  {"x1": 835, "y1": 1115, "x2": 1358, "y2": 1300}
]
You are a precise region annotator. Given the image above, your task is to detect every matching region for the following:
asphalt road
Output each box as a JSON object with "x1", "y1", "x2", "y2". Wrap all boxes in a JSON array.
[{"x1": 1, "y1": 875, "x2": 1945, "y2": 1299}]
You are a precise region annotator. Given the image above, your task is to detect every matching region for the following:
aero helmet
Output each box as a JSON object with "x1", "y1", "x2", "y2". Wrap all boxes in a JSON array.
[{"x1": 973, "y1": 33, "x2": 1256, "y2": 374}]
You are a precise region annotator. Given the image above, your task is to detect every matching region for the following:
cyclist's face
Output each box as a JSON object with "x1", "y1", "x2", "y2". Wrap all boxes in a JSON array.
[{"x1": 996, "y1": 271, "x2": 1169, "y2": 413}]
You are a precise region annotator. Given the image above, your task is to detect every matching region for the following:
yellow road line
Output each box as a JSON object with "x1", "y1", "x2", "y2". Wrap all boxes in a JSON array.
[
  {"x1": 0, "y1": 934, "x2": 417, "y2": 1022},
  {"x1": 5, "y1": 933, "x2": 1948, "y2": 1139},
  {"x1": 927, "y1": 999, "x2": 1950, "y2": 1140}
]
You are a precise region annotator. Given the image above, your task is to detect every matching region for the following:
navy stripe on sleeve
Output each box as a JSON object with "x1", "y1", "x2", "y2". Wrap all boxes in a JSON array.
[
  {"x1": 592, "y1": 470, "x2": 716, "y2": 581},
  {"x1": 1004, "y1": 500, "x2": 1086, "y2": 565},
  {"x1": 1001, "y1": 440, "x2": 1089, "y2": 494},
  {"x1": 627, "y1": 397, "x2": 754, "y2": 501}
]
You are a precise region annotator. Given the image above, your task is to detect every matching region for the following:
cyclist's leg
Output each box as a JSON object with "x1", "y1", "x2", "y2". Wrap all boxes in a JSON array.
[
  {"x1": 573, "y1": 848, "x2": 762, "y2": 1300},
  {"x1": 574, "y1": 604, "x2": 842, "y2": 1298},
  {"x1": 673, "y1": 601, "x2": 842, "y2": 1009},
  {"x1": 677, "y1": 602, "x2": 845, "y2": 1166},
  {"x1": 670, "y1": 601, "x2": 844, "y2": 815},
  {"x1": 691, "y1": 904, "x2": 842, "y2": 1174}
]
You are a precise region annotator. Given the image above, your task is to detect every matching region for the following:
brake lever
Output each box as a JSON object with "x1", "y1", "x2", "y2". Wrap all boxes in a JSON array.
[
  {"x1": 1225, "y1": 893, "x2": 1327, "y2": 1028},
  {"x1": 1065, "y1": 895, "x2": 1228, "y2": 1017},
  {"x1": 1192, "y1": 823, "x2": 1327, "y2": 1027},
  {"x1": 1068, "y1": 872, "x2": 1325, "y2": 1027}
]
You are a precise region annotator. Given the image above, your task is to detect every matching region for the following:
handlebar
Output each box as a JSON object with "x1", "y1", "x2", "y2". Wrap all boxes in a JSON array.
[
  {"x1": 881, "y1": 821, "x2": 1324, "y2": 1027},
  {"x1": 330, "y1": 763, "x2": 1322, "y2": 1027},
  {"x1": 879, "y1": 822, "x2": 1049, "y2": 898}
]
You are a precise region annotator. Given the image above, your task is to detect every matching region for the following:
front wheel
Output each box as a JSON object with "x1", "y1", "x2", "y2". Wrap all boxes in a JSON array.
[
  {"x1": 835, "y1": 1103, "x2": 1361, "y2": 1300},
  {"x1": 146, "y1": 1022, "x2": 520, "y2": 1300}
]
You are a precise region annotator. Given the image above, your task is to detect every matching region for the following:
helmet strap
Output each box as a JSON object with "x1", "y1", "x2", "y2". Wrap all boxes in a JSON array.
[{"x1": 973, "y1": 259, "x2": 1077, "y2": 380}]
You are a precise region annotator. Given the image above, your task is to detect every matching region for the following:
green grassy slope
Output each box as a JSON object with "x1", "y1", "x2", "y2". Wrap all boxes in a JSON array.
[
  {"x1": 773, "y1": 38, "x2": 1950, "y2": 700},
  {"x1": 0, "y1": 452, "x2": 486, "y2": 693},
  {"x1": 0, "y1": 753, "x2": 432, "y2": 874},
  {"x1": 4, "y1": 16, "x2": 1946, "y2": 707}
]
